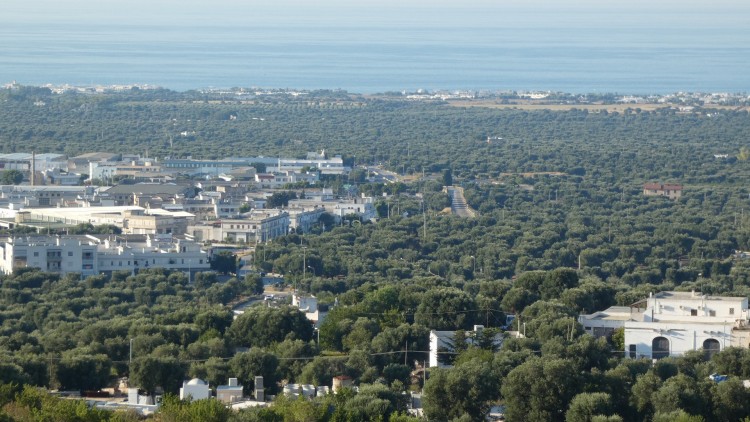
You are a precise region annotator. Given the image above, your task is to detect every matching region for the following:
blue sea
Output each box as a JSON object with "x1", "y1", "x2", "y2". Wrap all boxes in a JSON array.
[{"x1": 1, "y1": 0, "x2": 749, "y2": 94}]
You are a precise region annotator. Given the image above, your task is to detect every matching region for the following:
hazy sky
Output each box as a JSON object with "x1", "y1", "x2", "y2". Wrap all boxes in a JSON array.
[{"x1": 4, "y1": 0, "x2": 749, "y2": 27}]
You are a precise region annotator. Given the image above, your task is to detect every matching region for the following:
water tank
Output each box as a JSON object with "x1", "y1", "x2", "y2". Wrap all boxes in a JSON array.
[
  {"x1": 283, "y1": 384, "x2": 301, "y2": 397},
  {"x1": 301, "y1": 384, "x2": 315, "y2": 398}
]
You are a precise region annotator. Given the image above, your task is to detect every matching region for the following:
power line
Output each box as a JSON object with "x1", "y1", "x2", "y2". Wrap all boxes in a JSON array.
[
  {"x1": 351, "y1": 307, "x2": 507, "y2": 317},
  {"x1": 81, "y1": 349, "x2": 443, "y2": 365}
]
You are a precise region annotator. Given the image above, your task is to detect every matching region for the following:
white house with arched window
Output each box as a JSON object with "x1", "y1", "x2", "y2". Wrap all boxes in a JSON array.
[{"x1": 579, "y1": 291, "x2": 750, "y2": 360}]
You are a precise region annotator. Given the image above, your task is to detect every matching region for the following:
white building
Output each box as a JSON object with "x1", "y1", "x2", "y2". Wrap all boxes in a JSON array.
[
  {"x1": 579, "y1": 291, "x2": 750, "y2": 360},
  {"x1": 217, "y1": 378, "x2": 244, "y2": 403},
  {"x1": 331, "y1": 197, "x2": 377, "y2": 222},
  {"x1": 89, "y1": 162, "x2": 118, "y2": 181},
  {"x1": 95, "y1": 234, "x2": 209, "y2": 276},
  {"x1": 180, "y1": 378, "x2": 210, "y2": 401},
  {"x1": 0, "y1": 234, "x2": 210, "y2": 277},
  {"x1": 287, "y1": 193, "x2": 376, "y2": 224},
  {"x1": 89, "y1": 159, "x2": 166, "y2": 182},
  {"x1": 0, "y1": 236, "x2": 98, "y2": 277},
  {"x1": 292, "y1": 293, "x2": 327, "y2": 328},
  {"x1": 0, "y1": 152, "x2": 68, "y2": 174},
  {"x1": 186, "y1": 210, "x2": 289, "y2": 243},
  {"x1": 428, "y1": 325, "x2": 503, "y2": 368},
  {"x1": 163, "y1": 159, "x2": 250, "y2": 177},
  {"x1": 287, "y1": 206, "x2": 326, "y2": 233},
  {"x1": 0, "y1": 185, "x2": 96, "y2": 207},
  {"x1": 7, "y1": 206, "x2": 194, "y2": 236},
  {"x1": 269, "y1": 154, "x2": 349, "y2": 176}
]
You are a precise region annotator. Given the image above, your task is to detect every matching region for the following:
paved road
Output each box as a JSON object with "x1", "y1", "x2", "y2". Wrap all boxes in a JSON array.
[
  {"x1": 365, "y1": 166, "x2": 401, "y2": 184},
  {"x1": 232, "y1": 286, "x2": 292, "y2": 313},
  {"x1": 447, "y1": 186, "x2": 477, "y2": 217}
]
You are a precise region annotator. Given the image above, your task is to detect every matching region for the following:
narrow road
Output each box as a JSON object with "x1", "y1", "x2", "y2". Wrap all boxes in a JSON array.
[{"x1": 446, "y1": 186, "x2": 477, "y2": 217}]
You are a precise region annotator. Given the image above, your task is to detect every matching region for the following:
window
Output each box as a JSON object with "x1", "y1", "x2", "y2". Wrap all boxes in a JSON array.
[
  {"x1": 691, "y1": 309, "x2": 698, "y2": 316},
  {"x1": 709, "y1": 310, "x2": 716, "y2": 317},
  {"x1": 629, "y1": 344, "x2": 637, "y2": 359},
  {"x1": 652, "y1": 336, "x2": 670, "y2": 360},
  {"x1": 68, "y1": 251, "x2": 73, "y2": 257},
  {"x1": 730, "y1": 308, "x2": 735, "y2": 315},
  {"x1": 703, "y1": 339, "x2": 720, "y2": 359}
]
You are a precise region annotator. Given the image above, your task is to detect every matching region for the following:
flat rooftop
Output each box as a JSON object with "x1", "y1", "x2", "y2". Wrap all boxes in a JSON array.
[
  {"x1": 580, "y1": 306, "x2": 633, "y2": 321},
  {"x1": 653, "y1": 291, "x2": 746, "y2": 302}
]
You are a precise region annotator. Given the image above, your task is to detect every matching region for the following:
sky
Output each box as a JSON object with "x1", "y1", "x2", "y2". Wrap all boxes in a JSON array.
[{"x1": 4, "y1": 0, "x2": 749, "y2": 27}]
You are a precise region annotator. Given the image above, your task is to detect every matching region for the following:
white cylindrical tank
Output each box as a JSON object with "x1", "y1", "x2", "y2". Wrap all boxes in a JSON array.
[
  {"x1": 283, "y1": 384, "x2": 301, "y2": 397},
  {"x1": 301, "y1": 384, "x2": 315, "y2": 398}
]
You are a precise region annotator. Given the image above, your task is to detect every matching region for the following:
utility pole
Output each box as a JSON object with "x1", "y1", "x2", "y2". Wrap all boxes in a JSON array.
[{"x1": 422, "y1": 200, "x2": 427, "y2": 239}]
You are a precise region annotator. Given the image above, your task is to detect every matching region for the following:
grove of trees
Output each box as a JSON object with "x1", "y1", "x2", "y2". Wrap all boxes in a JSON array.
[{"x1": 3, "y1": 87, "x2": 750, "y2": 420}]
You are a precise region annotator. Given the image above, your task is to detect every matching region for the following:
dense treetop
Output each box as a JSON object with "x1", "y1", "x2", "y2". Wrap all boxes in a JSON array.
[{"x1": 3, "y1": 87, "x2": 750, "y2": 420}]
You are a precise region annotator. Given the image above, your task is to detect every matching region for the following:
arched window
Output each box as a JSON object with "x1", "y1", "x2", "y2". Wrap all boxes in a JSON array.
[
  {"x1": 652, "y1": 336, "x2": 670, "y2": 360},
  {"x1": 703, "y1": 338, "x2": 721, "y2": 359}
]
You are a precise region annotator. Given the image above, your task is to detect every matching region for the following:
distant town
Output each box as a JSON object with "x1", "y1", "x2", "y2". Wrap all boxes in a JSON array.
[
  {"x1": 0, "y1": 150, "x2": 391, "y2": 278},
  {"x1": 5, "y1": 81, "x2": 749, "y2": 108}
]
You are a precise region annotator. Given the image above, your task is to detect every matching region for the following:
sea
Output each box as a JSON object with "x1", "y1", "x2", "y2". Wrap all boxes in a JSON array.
[{"x1": 1, "y1": 0, "x2": 749, "y2": 94}]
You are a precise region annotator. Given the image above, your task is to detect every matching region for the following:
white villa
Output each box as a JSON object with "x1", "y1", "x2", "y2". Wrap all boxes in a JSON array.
[
  {"x1": 579, "y1": 291, "x2": 750, "y2": 360},
  {"x1": 428, "y1": 325, "x2": 503, "y2": 368}
]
